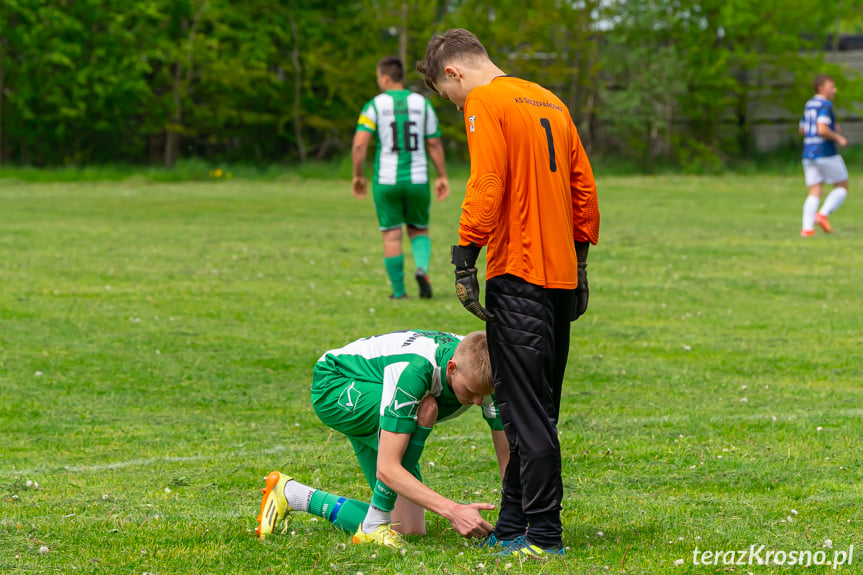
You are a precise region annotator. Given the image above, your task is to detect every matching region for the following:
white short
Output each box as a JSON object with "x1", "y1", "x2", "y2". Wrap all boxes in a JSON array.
[{"x1": 802, "y1": 155, "x2": 848, "y2": 187}]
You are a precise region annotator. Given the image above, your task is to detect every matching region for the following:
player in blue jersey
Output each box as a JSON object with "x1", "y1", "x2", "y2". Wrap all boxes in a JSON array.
[{"x1": 798, "y1": 74, "x2": 849, "y2": 237}]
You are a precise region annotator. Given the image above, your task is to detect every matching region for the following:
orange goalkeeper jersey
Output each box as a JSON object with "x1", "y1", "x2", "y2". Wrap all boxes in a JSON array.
[{"x1": 459, "y1": 76, "x2": 599, "y2": 289}]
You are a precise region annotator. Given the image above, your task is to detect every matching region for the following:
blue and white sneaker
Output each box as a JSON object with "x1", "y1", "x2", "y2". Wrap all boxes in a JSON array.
[
  {"x1": 494, "y1": 535, "x2": 564, "y2": 558},
  {"x1": 474, "y1": 533, "x2": 521, "y2": 549}
]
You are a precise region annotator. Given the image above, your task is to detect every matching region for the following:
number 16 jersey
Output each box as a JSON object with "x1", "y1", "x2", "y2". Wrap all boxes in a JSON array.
[{"x1": 357, "y1": 89, "x2": 441, "y2": 186}]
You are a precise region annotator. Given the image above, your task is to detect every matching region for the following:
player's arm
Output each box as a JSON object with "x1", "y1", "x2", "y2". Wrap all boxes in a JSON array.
[
  {"x1": 817, "y1": 122, "x2": 848, "y2": 146},
  {"x1": 480, "y1": 395, "x2": 509, "y2": 480},
  {"x1": 425, "y1": 137, "x2": 449, "y2": 201},
  {"x1": 351, "y1": 130, "x2": 373, "y2": 198},
  {"x1": 376, "y1": 430, "x2": 494, "y2": 538},
  {"x1": 424, "y1": 100, "x2": 449, "y2": 201},
  {"x1": 449, "y1": 98, "x2": 508, "y2": 322},
  {"x1": 569, "y1": 118, "x2": 600, "y2": 246},
  {"x1": 458, "y1": 97, "x2": 507, "y2": 248},
  {"x1": 569, "y1": 118, "x2": 600, "y2": 319},
  {"x1": 490, "y1": 429, "x2": 509, "y2": 482}
]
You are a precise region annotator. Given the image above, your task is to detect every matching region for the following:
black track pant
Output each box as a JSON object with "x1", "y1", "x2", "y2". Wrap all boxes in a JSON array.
[{"x1": 485, "y1": 274, "x2": 575, "y2": 549}]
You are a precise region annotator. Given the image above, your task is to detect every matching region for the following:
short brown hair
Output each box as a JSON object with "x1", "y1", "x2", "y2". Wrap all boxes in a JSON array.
[
  {"x1": 453, "y1": 331, "x2": 493, "y2": 392},
  {"x1": 416, "y1": 28, "x2": 489, "y2": 93},
  {"x1": 377, "y1": 56, "x2": 404, "y2": 83},
  {"x1": 814, "y1": 74, "x2": 834, "y2": 93}
]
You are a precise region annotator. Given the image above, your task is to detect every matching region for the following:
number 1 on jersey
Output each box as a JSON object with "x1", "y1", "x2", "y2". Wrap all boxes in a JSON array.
[{"x1": 540, "y1": 118, "x2": 557, "y2": 172}]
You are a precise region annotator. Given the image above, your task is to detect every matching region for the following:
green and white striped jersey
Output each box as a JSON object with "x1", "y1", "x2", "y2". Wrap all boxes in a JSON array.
[
  {"x1": 312, "y1": 330, "x2": 501, "y2": 435},
  {"x1": 356, "y1": 90, "x2": 441, "y2": 186}
]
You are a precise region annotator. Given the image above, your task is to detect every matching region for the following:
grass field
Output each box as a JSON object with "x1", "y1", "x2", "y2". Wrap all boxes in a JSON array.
[{"x1": 1, "y1": 173, "x2": 862, "y2": 574}]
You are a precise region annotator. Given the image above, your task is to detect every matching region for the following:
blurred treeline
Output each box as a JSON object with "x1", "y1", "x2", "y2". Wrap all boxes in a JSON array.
[{"x1": 2, "y1": 0, "x2": 863, "y2": 170}]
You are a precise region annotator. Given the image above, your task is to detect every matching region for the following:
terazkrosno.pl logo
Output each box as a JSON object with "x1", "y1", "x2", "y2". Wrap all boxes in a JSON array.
[{"x1": 692, "y1": 545, "x2": 853, "y2": 569}]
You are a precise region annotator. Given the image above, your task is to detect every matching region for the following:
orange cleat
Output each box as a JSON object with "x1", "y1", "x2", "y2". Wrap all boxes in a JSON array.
[
  {"x1": 815, "y1": 213, "x2": 833, "y2": 233},
  {"x1": 256, "y1": 471, "x2": 292, "y2": 538}
]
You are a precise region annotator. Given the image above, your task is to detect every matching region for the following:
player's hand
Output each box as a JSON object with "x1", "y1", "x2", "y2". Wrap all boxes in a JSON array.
[
  {"x1": 573, "y1": 241, "x2": 590, "y2": 321},
  {"x1": 837, "y1": 134, "x2": 848, "y2": 147},
  {"x1": 451, "y1": 243, "x2": 494, "y2": 322},
  {"x1": 455, "y1": 267, "x2": 495, "y2": 322},
  {"x1": 351, "y1": 176, "x2": 367, "y2": 198},
  {"x1": 573, "y1": 262, "x2": 589, "y2": 320},
  {"x1": 447, "y1": 502, "x2": 495, "y2": 538},
  {"x1": 434, "y1": 177, "x2": 450, "y2": 201}
]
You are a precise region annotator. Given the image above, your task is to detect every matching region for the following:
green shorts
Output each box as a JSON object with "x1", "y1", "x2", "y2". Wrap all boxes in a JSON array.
[
  {"x1": 372, "y1": 182, "x2": 430, "y2": 231},
  {"x1": 311, "y1": 363, "x2": 422, "y2": 490}
]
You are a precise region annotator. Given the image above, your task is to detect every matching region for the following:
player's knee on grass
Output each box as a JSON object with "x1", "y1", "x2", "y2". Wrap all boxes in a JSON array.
[
  {"x1": 392, "y1": 496, "x2": 427, "y2": 535},
  {"x1": 416, "y1": 395, "x2": 438, "y2": 428}
]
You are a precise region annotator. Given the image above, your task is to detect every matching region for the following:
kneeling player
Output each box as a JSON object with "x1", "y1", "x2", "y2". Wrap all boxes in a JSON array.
[{"x1": 255, "y1": 330, "x2": 509, "y2": 549}]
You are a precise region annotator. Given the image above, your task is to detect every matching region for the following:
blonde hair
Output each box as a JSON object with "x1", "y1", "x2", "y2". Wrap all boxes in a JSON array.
[{"x1": 453, "y1": 331, "x2": 493, "y2": 392}]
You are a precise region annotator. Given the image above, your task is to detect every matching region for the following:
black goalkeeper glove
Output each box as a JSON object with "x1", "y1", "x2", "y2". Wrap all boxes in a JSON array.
[
  {"x1": 573, "y1": 242, "x2": 590, "y2": 321},
  {"x1": 451, "y1": 243, "x2": 495, "y2": 322}
]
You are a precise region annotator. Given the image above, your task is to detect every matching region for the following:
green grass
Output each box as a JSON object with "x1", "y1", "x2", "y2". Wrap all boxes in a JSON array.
[
  {"x1": 1, "y1": 173, "x2": 862, "y2": 574},
  {"x1": 3, "y1": 143, "x2": 863, "y2": 183}
]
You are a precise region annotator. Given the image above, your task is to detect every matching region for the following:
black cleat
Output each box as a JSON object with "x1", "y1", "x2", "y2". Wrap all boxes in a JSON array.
[
  {"x1": 389, "y1": 293, "x2": 408, "y2": 300},
  {"x1": 415, "y1": 269, "x2": 433, "y2": 299}
]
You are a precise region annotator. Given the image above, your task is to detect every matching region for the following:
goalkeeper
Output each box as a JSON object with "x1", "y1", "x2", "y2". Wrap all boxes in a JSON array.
[
  {"x1": 417, "y1": 29, "x2": 600, "y2": 557},
  {"x1": 256, "y1": 329, "x2": 509, "y2": 550}
]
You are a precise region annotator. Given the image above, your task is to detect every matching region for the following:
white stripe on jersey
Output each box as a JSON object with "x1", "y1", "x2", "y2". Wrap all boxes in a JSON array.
[
  {"x1": 482, "y1": 395, "x2": 498, "y2": 420},
  {"x1": 378, "y1": 155, "x2": 399, "y2": 185},
  {"x1": 317, "y1": 331, "x2": 440, "y2": 364},
  {"x1": 381, "y1": 361, "x2": 410, "y2": 416},
  {"x1": 408, "y1": 93, "x2": 432, "y2": 184}
]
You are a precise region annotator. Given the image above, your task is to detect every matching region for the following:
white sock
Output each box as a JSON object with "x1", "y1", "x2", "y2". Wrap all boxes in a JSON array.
[
  {"x1": 283, "y1": 479, "x2": 313, "y2": 512},
  {"x1": 361, "y1": 504, "x2": 391, "y2": 533},
  {"x1": 819, "y1": 187, "x2": 847, "y2": 216},
  {"x1": 802, "y1": 195, "x2": 820, "y2": 231}
]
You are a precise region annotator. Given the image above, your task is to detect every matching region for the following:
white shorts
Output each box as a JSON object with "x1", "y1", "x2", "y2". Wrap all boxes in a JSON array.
[{"x1": 802, "y1": 155, "x2": 848, "y2": 187}]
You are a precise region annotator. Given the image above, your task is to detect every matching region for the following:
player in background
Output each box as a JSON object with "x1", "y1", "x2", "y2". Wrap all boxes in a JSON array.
[
  {"x1": 256, "y1": 330, "x2": 509, "y2": 549},
  {"x1": 418, "y1": 29, "x2": 600, "y2": 558},
  {"x1": 799, "y1": 74, "x2": 849, "y2": 237},
  {"x1": 352, "y1": 56, "x2": 450, "y2": 299}
]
